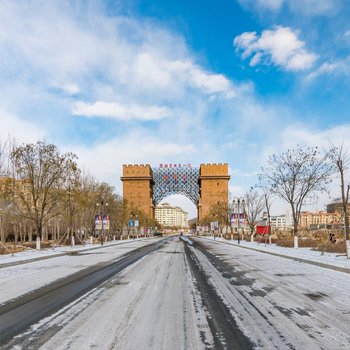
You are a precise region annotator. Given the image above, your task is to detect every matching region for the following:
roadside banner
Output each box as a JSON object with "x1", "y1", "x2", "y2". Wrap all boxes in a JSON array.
[
  {"x1": 95, "y1": 215, "x2": 102, "y2": 230},
  {"x1": 103, "y1": 215, "x2": 110, "y2": 230},
  {"x1": 256, "y1": 226, "x2": 271, "y2": 235}
]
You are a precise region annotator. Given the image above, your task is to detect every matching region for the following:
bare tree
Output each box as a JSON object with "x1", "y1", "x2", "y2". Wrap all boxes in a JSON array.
[
  {"x1": 63, "y1": 161, "x2": 81, "y2": 242},
  {"x1": 328, "y1": 144, "x2": 350, "y2": 259},
  {"x1": 9, "y1": 141, "x2": 79, "y2": 239},
  {"x1": 0, "y1": 140, "x2": 7, "y2": 177},
  {"x1": 259, "y1": 146, "x2": 334, "y2": 248},
  {"x1": 0, "y1": 138, "x2": 12, "y2": 243},
  {"x1": 205, "y1": 201, "x2": 230, "y2": 235},
  {"x1": 244, "y1": 188, "x2": 265, "y2": 241}
]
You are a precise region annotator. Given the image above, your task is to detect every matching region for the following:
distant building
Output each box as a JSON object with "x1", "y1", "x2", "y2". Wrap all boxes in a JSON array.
[
  {"x1": 299, "y1": 210, "x2": 340, "y2": 228},
  {"x1": 155, "y1": 203, "x2": 189, "y2": 228},
  {"x1": 327, "y1": 202, "x2": 350, "y2": 214},
  {"x1": 270, "y1": 214, "x2": 292, "y2": 229},
  {"x1": 261, "y1": 212, "x2": 291, "y2": 229}
]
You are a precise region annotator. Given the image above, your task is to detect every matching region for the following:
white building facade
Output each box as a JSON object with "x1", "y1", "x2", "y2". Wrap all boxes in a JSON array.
[
  {"x1": 155, "y1": 203, "x2": 189, "y2": 228},
  {"x1": 269, "y1": 214, "x2": 292, "y2": 229}
]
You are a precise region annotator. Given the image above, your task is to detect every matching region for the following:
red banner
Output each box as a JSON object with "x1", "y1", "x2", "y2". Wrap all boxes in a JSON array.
[{"x1": 256, "y1": 226, "x2": 271, "y2": 235}]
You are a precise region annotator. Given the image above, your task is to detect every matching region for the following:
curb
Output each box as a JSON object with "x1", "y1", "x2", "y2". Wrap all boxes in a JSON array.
[{"x1": 196, "y1": 236, "x2": 350, "y2": 274}]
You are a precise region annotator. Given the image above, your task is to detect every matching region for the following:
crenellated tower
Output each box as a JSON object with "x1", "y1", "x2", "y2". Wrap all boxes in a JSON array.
[
  {"x1": 121, "y1": 164, "x2": 154, "y2": 218},
  {"x1": 198, "y1": 163, "x2": 230, "y2": 221}
]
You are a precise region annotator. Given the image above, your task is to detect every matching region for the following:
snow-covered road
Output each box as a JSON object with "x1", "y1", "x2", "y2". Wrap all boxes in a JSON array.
[
  {"x1": 2, "y1": 236, "x2": 213, "y2": 349},
  {"x1": 191, "y1": 237, "x2": 350, "y2": 349},
  {"x1": 1, "y1": 236, "x2": 349, "y2": 349}
]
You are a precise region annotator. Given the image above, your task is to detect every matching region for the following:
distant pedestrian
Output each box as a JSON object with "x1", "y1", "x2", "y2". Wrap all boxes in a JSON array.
[{"x1": 329, "y1": 232, "x2": 336, "y2": 244}]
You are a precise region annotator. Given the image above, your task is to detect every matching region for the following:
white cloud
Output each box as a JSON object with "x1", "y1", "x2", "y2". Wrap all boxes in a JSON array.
[
  {"x1": 239, "y1": 0, "x2": 283, "y2": 11},
  {"x1": 72, "y1": 131, "x2": 197, "y2": 190},
  {"x1": 306, "y1": 62, "x2": 340, "y2": 80},
  {"x1": 238, "y1": 0, "x2": 341, "y2": 15},
  {"x1": 234, "y1": 26, "x2": 318, "y2": 71},
  {"x1": 72, "y1": 101, "x2": 172, "y2": 121},
  {"x1": 288, "y1": 0, "x2": 341, "y2": 16},
  {"x1": 249, "y1": 52, "x2": 262, "y2": 66},
  {"x1": 305, "y1": 56, "x2": 350, "y2": 81},
  {"x1": 0, "y1": 109, "x2": 45, "y2": 143},
  {"x1": 231, "y1": 168, "x2": 258, "y2": 178},
  {"x1": 0, "y1": 0, "x2": 242, "y2": 129},
  {"x1": 50, "y1": 83, "x2": 81, "y2": 95},
  {"x1": 129, "y1": 56, "x2": 236, "y2": 98},
  {"x1": 61, "y1": 84, "x2": 80, "y2": 95},
  {"x1": 255, "y1": 123, "x2": 350, "y2": 169},
  {"x1": 189, "y1": 67, "x2": 232, "y2": 95},
  {"x1": 281, "y1": 124, "x2": 350, "y2": 150}
]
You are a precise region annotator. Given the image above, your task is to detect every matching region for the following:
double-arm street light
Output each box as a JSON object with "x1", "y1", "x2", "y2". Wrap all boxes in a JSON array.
[
  {"x1": 96, "y1": 200, "x2": 109, "y2": 245},
  {"x1": 233, "y1": 197, "x2": 245, "y2": 244}
]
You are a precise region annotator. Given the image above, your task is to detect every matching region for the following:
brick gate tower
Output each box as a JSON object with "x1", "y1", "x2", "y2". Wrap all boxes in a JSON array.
[
  {"x1": 121, "y1": 164, "x2": 154, "y2": 218},
  {"x1": 121, "y1": 163, "x2": 230, "y2": 221},
  {"x1": 198, "y1": 163, "x2": 230, "y2": 221}
]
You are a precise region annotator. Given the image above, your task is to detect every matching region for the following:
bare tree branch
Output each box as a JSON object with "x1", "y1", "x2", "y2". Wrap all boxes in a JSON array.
[{"x1": 259, "y1": 145, "x2": 334, "y2": 248}]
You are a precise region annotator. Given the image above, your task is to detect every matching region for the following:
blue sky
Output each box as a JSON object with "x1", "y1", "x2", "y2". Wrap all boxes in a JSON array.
[{"x1": 1, "y1": 0, "x2": 350, "y2": 217}]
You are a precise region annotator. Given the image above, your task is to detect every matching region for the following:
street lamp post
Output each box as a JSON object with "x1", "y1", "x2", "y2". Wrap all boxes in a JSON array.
[
  {"x1": 135, "y1": 214, "x2": 139, "y2": 238},
  {"x1": 129, "y1": 213, "x2": 133, "y2": 239},
  {"x1": 129, "y1": 212, "x2": 138, "y2": 239},
  {"x1": 96, "y1": 200, "x2": 109, "y2": 245},
  {"x1": 233, "y1": 197, "x2": 245, "y2": 245}
]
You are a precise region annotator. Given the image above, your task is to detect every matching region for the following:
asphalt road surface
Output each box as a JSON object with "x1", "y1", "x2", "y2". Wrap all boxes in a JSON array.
[{"x1": 0, "y1": 236, "x2": 349, "y2": 349}]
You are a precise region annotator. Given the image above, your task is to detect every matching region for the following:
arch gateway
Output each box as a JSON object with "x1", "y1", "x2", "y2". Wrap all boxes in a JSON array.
[{"x1": 121, "y1": 163, "x2": 230, "y2": 221}]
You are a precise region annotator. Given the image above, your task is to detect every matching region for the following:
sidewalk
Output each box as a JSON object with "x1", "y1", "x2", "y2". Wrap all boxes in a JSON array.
[
  {"x1": 198, "y1": 236, "x2": 350, "y2": 274},
  {"x1": 0, "y1": 238, "x2": 151, "y2": 269}
]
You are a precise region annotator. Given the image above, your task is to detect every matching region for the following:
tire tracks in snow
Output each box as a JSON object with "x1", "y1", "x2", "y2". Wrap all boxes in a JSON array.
[
  {"x1": 183, "y1": 241, "x2": 254, "y2": 350},
  {"x1": 0, "y1": 239, "x2": 168, "y2": 348}
]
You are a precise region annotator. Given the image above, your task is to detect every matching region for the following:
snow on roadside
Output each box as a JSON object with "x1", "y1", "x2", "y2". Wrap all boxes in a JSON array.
[
  {"x1": 199, "y1": 235, "x2": 350, "y2": 271},
  {"x1": 0, "y1": 239, "x2": 157, "y2": 305},
  {"x1": 0, "y1": 238, "x2": 152, "y2": 266}
]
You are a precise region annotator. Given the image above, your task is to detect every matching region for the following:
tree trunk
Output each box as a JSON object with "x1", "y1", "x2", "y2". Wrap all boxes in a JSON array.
[
  {"x1": 344, "y1": 210, "x2": 350, "y2": 240},
  {"x1": 44, "y1": 226, "x2": 48, "y2": 241},
  {"x1": 293, "y1": 220, "x2": 299, "y2": 248},
  {"x1": 57, "y1": 220, "x2": 61, "y2": 240},
  {"x1": 38, "y1": 224, "x2": 42, "y2": 241},
  {"x1": 292, "y1": 207, "x2": 298, "y2": 248},
  {"x1": 19, "y1": 223, "x2": 24, "y2": 243},
  {"x1": 344, "y1": 210, "x2": 350, "y2": 259},
  {"x1": 0, "y1": 217, "x2": 5, "y2": 243},
  {"x1": 339, "y1": 165, "x2": 349, "y2": 258},
  {"x1": 28, "y1": 226, "x2": 32, "y2": 243},
  {"x1": 14, "y1": 224, "x2": 18, "y2": 244}
]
